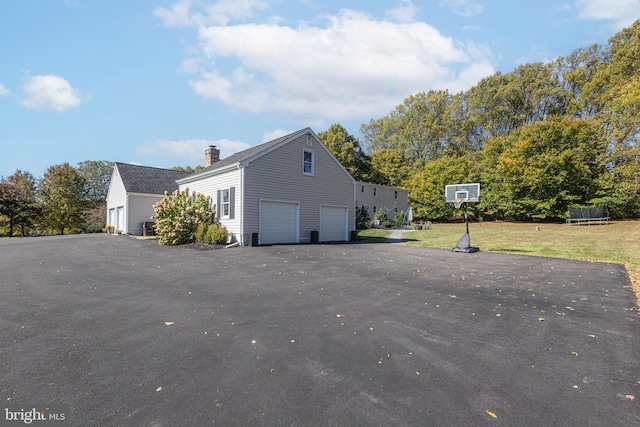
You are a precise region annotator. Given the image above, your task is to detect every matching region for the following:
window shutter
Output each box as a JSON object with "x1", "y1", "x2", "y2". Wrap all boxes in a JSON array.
[
  {"x1": 216, "y1": 190, "x2": 221, "y2": 220},
  {"x1": 229, "y1": 187, "x2": 235, "y2": 219}
]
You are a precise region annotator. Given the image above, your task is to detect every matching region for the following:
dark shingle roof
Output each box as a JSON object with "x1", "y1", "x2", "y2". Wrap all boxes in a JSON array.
[
  {"x1": 115, "y1": 163, "x2": 192, "y2": 194},
  {"x1": 178, "y1": 128, "x2": 310, "y2": 182}
]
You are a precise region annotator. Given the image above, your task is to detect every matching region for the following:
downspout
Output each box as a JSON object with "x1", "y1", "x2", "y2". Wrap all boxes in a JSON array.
[
  {"x1": 353, "y1": 180, "x2": 357, "y2": 240},
  {"x1": 239, "y1": 164, "x2": 243, "y2": 245},
  {"x1": 124, "y1": 193, "x2": 128, "y2": 234}
]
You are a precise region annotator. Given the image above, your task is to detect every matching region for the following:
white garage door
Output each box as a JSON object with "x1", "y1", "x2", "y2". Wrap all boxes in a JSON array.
[
  {"x1": 260, "y1": 201, "x2": 299, "y2": 244},
  {"x1": 320, "y1": 206, "x2": 348, "y2": 242}
]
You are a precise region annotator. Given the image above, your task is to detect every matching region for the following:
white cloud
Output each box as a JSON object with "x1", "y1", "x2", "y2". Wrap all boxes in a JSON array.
[
  {"x1": 154, "y1": 0, "x2": 195, "y2": 27},
  {"x1": 154, "y1": 0, "x2": 269, "y2": 27},
  {"x1": 575, "y1": 0, "x2": 640, "y2": 29},
  {"x1": 20, "y1": 75, "x2": 89, "y2": 112},
  {"x1": 136, "y1": 138, "x2": 251, "y2": 165},
  {"x1": 438, "y1": 0, "x2": 485, "y2": 17},
  {"x1": 163, "y1": 5, "x2": 494, "y2": 123},
  {"x1": 261, "y1": 129, "x2": 292, "y2": 143},
  {"x1": 386, "y1": 0, "x2": 419, "y2": 23},
  {"x1": 0, "y1": 83, "x2": 9, "y2": 96}
]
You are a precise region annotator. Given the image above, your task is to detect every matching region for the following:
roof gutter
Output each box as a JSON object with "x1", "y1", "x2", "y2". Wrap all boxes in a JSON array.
[{"x1": 176, "y1": 163, "x2": 240, "y2": 185}]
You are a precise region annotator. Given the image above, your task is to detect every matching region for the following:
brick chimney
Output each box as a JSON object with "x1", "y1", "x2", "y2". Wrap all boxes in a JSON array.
[{"x1": 205, "y1": 145, "x2": 220, "y2": 167}]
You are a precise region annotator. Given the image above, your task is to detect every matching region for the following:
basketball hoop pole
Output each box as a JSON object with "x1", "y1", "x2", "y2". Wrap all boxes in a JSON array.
[
  {"x1": 463, "y1": 202, "x2": 469, "y2": 235},
  {"x1": 452, "y1": 200, "x2": 479, "y2": 253}
]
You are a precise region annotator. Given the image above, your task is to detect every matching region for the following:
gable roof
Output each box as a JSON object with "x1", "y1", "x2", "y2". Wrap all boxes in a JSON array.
[
  {"x1": 115, "y1": 163, "x2": 191, "y2": 194},
  {"x1": 177, "y1": 128, "x2": 315, "y2": 184}
]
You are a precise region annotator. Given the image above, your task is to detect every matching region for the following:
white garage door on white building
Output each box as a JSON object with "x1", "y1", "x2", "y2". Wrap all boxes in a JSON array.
[
  {"x1": 259, "y1": 200, "x2": 299, "y2": 245},
  {"x1": 320, "y1": 205, "x2": 348, "y2": 242}
]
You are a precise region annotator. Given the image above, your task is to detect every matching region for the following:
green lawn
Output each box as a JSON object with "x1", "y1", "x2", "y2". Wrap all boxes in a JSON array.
[{"x1": 359, "y1": 220, "x2": 640, "y2": 300}]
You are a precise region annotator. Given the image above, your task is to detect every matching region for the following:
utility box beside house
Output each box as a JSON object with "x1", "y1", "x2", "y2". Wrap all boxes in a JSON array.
[{"x1": 142, "y1": 221, "x2": 155, "y2": 236}]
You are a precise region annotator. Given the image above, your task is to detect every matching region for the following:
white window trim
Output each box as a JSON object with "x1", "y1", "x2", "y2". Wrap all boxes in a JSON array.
[
  {"x1": 221, "y1": 188, "x2": 230, "y2": 218},
  {"x1": 303, "y1": 149, "x2": 314, "y2": 176}
]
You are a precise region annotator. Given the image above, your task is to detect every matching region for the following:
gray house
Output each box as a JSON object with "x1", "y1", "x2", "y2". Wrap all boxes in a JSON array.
[
  {"x1": 356, "y1": 181, "x2": 410, "y2": 222},
  {"x1": 177, "y1": 128, "x2": 356, "y2": 245},
  {"x1": 105, "y1": 163, "x2": 191, "y2": 235}
]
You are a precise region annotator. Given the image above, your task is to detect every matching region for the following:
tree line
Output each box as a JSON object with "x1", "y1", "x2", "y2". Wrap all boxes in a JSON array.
[
  {"x1": 0, "y1": 161, "x2": 113, "y2": 236},
  {"x1": 319, "y1": 20, "x2": 640, "y2": 221},
  {"x1": 3, "y1": 22, "x2": 639, "y2": 233}
]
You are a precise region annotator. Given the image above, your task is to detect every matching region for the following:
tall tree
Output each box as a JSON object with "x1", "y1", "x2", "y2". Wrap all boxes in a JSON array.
[
  {"x1": 318, "y1": 124, "x2": 370, "y2": 181},
  {"x1": 409, "y1": 153, "x2": 481, "y2": 220},
  {"x1": 38, "y1": 163, "x2": 89, "y2": 235},
  {"x1": 77, "y1": 160, "x2": 114, "y2": 205},
  {"x1": 368, "y1": 148, "x2": 411, "y2": 187},
  {"x1": 361, "y1": 90, "x2": 453, "y2": 167},
  {"x1": 481, "y1": 117, "x2": 606, "y2": 221},
  {"x1": 0, "y1": 170, "x2": 39, "y2": 236}
]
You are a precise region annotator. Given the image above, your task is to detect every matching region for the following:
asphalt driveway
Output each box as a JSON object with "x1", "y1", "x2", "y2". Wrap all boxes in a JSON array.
[{"x1": 0, "y1": 234, "x2": 638, "y2": 426}]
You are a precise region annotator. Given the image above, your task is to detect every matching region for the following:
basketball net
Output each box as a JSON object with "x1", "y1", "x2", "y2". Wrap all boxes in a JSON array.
[{"x1": 453, "y1": 198, "x2": 464, "y2": 209}]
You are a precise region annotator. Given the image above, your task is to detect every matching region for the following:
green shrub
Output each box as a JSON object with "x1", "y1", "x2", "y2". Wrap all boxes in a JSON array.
[
  {"x1": 374, "y1": 208, "x2": 387, "y2": 221},
  {"x1": 205, "y1": 223, "x2": 229, "y2": 245},
  {"x1": 195, "y1": 222, "x2": 207, "y2": 243},
  {"x1": 153, "y1": 189, "x2": 215, "y2": 245},
  {"x1": 195, "y1": 222, "x2": 229, "y2": 245}
]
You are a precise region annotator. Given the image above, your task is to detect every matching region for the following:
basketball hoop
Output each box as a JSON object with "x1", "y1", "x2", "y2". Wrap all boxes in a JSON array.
[{"x1": 453, "y1": 198, "x2": 464, "y2": 209}]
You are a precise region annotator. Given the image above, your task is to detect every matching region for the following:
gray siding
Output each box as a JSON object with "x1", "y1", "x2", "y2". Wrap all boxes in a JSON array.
[
  {"x1": 244, "y1": 133, "x2": 355, "y2": 242},
  {"x1": 355, "y1": 181, "x2": 410, "y2": 221},
  {"x1": 127, "y1": 194, "x2": 164, "y2": 236}
]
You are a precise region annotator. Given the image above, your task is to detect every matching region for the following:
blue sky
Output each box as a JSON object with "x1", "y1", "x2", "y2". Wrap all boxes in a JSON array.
[{"x1": 1, "y1": 0, "x2": 639, "y2": 179}]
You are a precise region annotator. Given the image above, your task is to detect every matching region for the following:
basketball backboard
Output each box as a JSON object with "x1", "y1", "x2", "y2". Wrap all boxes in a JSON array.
[{"x1": 445, "y1": 183, "x2": 480, "y2": 203}]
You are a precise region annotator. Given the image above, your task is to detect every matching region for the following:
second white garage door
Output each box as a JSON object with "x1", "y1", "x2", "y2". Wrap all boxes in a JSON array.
[
  {"x1": 320, "y1": 206, "x2": 348, "y2": 242},
  {"x1": 259, "y1": 200, "x2": 299, "y2": 244}
]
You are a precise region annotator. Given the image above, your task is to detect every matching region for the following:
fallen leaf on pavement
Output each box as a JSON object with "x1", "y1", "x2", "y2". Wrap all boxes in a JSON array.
[
  {"x1": 156, "y1": 387, "x2": 162, "y2": 392},
  {"x1": 486, "y1": 410, "x2": 498, "y2": 418},
  {"x1": 164, "y1": 322, "x2": 175, "y2": 326},
  {"x1": 336, "y1": 314, "x2": 344, "y2": 318}
]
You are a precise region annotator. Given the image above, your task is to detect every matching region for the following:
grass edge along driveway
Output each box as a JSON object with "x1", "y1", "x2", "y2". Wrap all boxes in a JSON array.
[{"x1": 360, "y1": 220, "x2": 640, "y2": 303}]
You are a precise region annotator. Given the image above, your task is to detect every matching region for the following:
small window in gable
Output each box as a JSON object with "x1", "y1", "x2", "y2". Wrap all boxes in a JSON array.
[
  {"x1": 394, "y1": 190, "x2": 398, "y2": 199},
  {"x1": 373, "y1": 187, "x2": 377, "y2": 196},
  {"x1": 361, "y1": 185, "x2": 365, "y2": 193},
  {"x1": 303, "y1": 149, "x2": 314, "y2": 175}
]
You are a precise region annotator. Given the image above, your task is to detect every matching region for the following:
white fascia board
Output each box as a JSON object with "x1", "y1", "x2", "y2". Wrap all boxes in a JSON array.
[
  {"x1": 242, "y1": 129, "x2": 310, "y2": 167},
  {"x1": 176, "y1": 163, "x2": 240, "y2": 185}
]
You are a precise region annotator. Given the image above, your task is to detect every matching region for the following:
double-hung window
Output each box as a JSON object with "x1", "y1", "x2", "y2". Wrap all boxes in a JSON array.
[
  {"x1": 216, "y1": 187, "x2": 235, "y2": 220},
  {"x1": 303, "y1": 150, "x2": 314, "y2": 175},
  {"x1": 221, "y1": 189, "x2": 230, "y2": 217}
]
